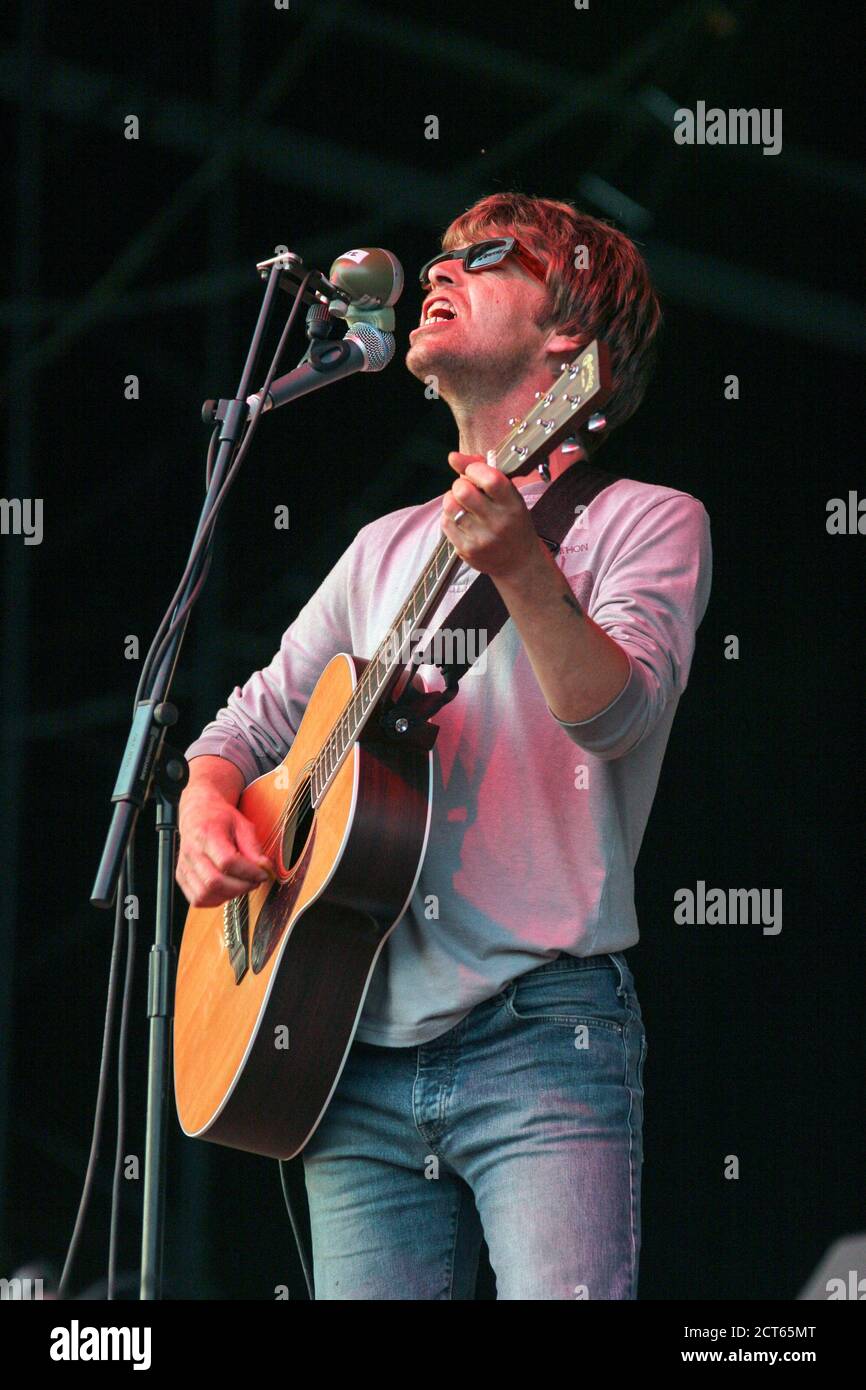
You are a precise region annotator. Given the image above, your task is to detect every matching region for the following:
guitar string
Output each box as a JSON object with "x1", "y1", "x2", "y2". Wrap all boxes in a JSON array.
[
  {"x1": 252, "y1": 667, "x2": 387, "y2": 864},
  {"x1": 254, "y1": 629, "x2": 414, "y2": 857}
]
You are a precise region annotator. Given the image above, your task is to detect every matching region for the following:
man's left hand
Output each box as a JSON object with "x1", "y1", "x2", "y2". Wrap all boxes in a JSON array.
[{"x1": 441, "y1": 452, "x2": 543, "y2": 581}]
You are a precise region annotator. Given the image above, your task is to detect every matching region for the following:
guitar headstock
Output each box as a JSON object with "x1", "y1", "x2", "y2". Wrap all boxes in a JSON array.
[{"x1": 494, "y1": 339, "x2": 612, "y2": 478}]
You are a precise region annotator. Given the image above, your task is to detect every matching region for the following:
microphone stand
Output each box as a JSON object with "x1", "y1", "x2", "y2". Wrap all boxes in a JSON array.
[{"x1": 89, "y1": 258, "x2": 329, "y2": 1300}]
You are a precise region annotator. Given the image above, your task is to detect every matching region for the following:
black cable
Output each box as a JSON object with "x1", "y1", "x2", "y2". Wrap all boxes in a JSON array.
[
  {"x1": 108, "y1": 844, "x2": 137, "y2": 1299},
  {"x1": 57, "y1": 851, "x2": 130, "y2": 1299},
  {"x1": 204, "y1": 423, "x2": 220, "y2": 491},
  {"x1": 279, "y1": 1159, "x2": 315, "y2": 1300}
]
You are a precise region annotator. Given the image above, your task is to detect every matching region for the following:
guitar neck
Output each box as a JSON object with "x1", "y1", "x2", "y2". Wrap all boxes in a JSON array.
[
  {"x1": 308, "y1": 533, "x2": 459, "y2": 804},
  {"x1": 309, "y1": 340, "x2": 610, "y2": 806}
]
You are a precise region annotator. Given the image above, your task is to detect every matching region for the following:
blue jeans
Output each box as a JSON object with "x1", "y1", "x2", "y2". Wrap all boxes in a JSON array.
[{"x1": 302, "y1": 951, "x2": 646, "y2": 1300}]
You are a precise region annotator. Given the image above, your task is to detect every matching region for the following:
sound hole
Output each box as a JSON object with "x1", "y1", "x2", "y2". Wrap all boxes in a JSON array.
[
  {"x1": 281, "y1": 778, "x2": 315, "y2": 875},
  {"x1": 251, "y1": 780, "x2": 317, "y2": 975}
]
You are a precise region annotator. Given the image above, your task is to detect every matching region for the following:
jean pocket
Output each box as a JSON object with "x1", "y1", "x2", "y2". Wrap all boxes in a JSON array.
[{"x1": 505, "y1": 960, "x2": 626, "y2": 1033}]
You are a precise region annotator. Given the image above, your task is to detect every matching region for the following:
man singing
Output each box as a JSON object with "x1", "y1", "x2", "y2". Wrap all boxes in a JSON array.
[{"x1": 176, "y1": 192, "x2": 712, "y2": 1300}]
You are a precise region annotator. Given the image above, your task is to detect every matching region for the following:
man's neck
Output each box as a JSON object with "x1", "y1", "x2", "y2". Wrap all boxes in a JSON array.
[{"x1": 451, "y1": 377, "x2": 547, "y2": 457}]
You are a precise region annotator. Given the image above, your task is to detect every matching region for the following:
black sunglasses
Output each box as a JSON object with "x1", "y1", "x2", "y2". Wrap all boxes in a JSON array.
[{"x1": 418, "y1": 236, "x2": 548, "y2": 290}]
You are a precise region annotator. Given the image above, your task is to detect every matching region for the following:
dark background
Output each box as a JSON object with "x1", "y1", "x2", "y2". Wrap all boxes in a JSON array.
[{"x1": 0, "y1": 0, "x2": 862, "y2": 1300}]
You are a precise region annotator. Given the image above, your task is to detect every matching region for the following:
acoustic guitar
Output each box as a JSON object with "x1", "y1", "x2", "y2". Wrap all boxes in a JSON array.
[{"x1": 173, "y1": 341, "x2": 610, "y2": 1159}]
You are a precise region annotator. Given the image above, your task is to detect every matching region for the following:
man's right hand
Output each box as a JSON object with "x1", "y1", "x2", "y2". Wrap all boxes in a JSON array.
[{"x1": 176, "y1": 792, "x2": 276, "y2": 908}]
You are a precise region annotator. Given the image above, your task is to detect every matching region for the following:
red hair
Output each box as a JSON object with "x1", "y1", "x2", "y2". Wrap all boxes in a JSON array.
[{"x1": 441, "y1": 192, "x2": 662, "y2": 437}]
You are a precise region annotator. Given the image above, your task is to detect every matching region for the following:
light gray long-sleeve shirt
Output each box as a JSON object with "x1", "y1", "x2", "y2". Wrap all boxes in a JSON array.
[{"x1": 184, "y1": 470, "x2": 712, "y2": 1045}]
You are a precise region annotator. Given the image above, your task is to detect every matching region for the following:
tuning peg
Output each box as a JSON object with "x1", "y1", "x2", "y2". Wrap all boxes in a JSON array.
[
  {"x1": 587, "y1": 412, "x2": 607, "y2": 433},
  {"x1": 560, "y1": 436, "x2": 583, "y2": 454},
  {"x1": 537, "y1": 459, "x2": 551, "y2": 481}
]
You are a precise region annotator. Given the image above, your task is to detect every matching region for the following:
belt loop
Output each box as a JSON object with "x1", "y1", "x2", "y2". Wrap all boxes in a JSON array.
[{"x1": 608, "y1": 951, "x2": 628, "y2": 999}]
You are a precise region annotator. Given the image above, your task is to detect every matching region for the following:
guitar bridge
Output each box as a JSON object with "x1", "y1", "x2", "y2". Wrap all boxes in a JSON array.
[{"x1": 222, "y1": 895, "x2": 250, "y2": 984}]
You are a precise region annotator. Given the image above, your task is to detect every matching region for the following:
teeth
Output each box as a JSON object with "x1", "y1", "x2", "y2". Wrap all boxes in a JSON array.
[{"x1": 425, "y1": 299, "x2": 456, "y2": 322}]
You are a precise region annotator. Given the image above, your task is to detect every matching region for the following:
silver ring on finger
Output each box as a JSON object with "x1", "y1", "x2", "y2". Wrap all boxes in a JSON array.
[{"x1": 453, "y1": 508, "x2": 466, "y2": 525}]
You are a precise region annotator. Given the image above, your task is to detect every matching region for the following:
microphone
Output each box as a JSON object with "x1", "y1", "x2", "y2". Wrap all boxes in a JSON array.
[
  {"x1": 257, "y1": 245, "x2": 404, "y2": 330},
  {"x1": 247, "y1": 322, "x2": 395, "y2": 415},
  {"x1": 329, "y1": 248, "x2": 403, "y2": 307},
  {"x1": 328, "y1": 248, "x2": 404, "y2": 332}
]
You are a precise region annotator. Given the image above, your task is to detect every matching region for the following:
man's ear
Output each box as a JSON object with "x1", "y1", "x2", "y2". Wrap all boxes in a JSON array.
[{"x1": 544, "y1": 329, "x2": 584, "y2": 358}]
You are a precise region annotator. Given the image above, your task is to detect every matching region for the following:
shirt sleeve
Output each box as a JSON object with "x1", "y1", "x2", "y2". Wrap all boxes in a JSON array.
[
  {"x1": 183, "y1": 531, "x2": 361, "y2": 786},
  {"x1": 549, "y1": 493, "x2": 712, "y2": 761}
]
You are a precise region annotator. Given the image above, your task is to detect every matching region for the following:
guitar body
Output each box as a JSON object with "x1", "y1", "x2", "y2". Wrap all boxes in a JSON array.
[{"x1": 173, "y1": 653, "x2": 432, "y2": 1159}]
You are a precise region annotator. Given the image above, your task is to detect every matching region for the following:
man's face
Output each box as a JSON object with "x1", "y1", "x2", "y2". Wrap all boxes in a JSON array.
[{"x1": 405, "y1": 231, "x2": 557, "y2": 405}]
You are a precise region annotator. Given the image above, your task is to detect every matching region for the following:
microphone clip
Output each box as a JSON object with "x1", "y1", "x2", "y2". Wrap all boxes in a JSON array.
[{"x1": 341, "y1": 305, "x2": 397, "y2": 333}]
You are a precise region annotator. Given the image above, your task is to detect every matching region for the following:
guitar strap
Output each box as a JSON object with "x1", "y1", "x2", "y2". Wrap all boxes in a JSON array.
[{"x1": 378, "y1": 457, "x2": 619, "y2": 738}]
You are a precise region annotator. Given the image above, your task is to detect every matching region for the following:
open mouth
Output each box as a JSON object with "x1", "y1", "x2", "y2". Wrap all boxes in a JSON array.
[{"x1": 413, "y1": 297, "x2": 459, "y2": 331}]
